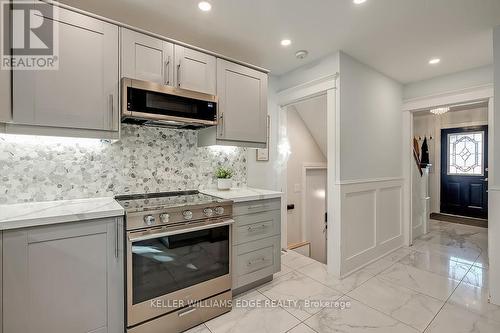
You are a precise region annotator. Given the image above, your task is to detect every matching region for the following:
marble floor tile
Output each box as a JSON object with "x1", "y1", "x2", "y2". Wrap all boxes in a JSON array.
[
  {"x1": 287, "y1": 323, "x2": 318, "y2": 333},
  {"x1": 282, "y1": 251, "x2": 318, "y2": 270},
  {"x1": 348, "y1": 276, "x2": 444, "y2": 331},
  {"x1": 411, "y1": 240, "x2": 480, "y2": 263},
  {"x1": 474, "y1": 252, "x2": 489, "y2": 269},
  {"x1": 381, "y1": 247, "x2": 414, "y2": 263},
  {"x1": 258, "y1": 270, "x2": 343, "y2": 321},
  {"x1": 275, "y1": 263, "x2": 294, "y2": 278},
  {"x1": 461, "y1": 265, "x2": 488, "y2": 288},
  {"x1": 377, "y1": 262, "x2": 459, "y2": 300},
  {"x1": 425, "y1": 303, "x2": 500, "y2": 333},
  {"x1": 305, "y1": 297, "x2": 419, "y2": 333},
  {"x1": 184, "y1": 324, "x2": 211, "y2": 333},
  {"x1": 205, "y1": 290, "x2": 300, "y2": 333},
  {"x1": 399, "y1": 249, "x2": 472, "y2": 280},
  {"x1": 449, "y1": 281, "x2": 500, "y2": 324},
  {"x1": 296, "y1": 259, "x2": 393, "y2": 294}
]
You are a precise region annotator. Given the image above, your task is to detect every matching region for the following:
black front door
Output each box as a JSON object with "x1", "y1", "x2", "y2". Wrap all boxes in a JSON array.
[{"x1": 441, "y1": 126, "x2": 488, "y2": 219}]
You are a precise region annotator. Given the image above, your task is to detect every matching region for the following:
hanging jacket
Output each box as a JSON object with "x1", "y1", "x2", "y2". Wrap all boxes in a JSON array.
[{"x1": 421, "y1": 137, "x2": 430, "y2": 165}]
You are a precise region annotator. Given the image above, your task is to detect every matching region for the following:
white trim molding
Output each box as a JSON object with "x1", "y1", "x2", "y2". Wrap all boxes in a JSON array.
[
  {"x1": 402, "y1": 84, "x2": 493, "y2": 112},
  {"x1": 339, "y1": 178, "x2": 404, "y2": 276}
]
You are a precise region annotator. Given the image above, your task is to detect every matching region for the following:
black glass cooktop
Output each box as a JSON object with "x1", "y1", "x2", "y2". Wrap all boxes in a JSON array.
[{"x1": 115, "y1": 190, "x2": 227, "y2": 213}]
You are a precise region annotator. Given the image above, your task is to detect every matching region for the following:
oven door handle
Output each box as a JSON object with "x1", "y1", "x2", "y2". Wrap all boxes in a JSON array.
[{"x1": 128, "y1": 218, "x2": 234, "y2": 242}]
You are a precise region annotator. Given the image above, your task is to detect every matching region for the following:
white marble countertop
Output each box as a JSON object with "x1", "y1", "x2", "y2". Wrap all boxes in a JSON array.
[
  {"x1": 0, "y1": 197, "x2": 124, "y2": 230},
  {"x1": 201, "y1": 187, "x2": 282, "y2": 203}
]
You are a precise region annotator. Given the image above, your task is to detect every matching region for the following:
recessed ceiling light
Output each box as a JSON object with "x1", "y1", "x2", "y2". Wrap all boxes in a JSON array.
[
  {"x1": 198, "y1": 1, "x2": 212, "y2": 12},
  {"x1": 429, "y1": 58, "x2": 441, "y2": 65},
  {"x1": 280, "y1": 39, "x2": 292, "y2": 47},
  {"x1": 353, "y1": 0, "x2": 367, "y2": 4}
]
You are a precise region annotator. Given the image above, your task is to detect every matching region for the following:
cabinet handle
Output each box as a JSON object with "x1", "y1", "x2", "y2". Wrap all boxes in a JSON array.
[
  {"x1": 177, "y1": 62, "x2": 181, "y2": 87},
  {"x1": 248, "y1": 224, "x2": 267, "y2": 232},
  {"x1": 109, "y1": 94, "x2": 114, "y2": 130},
  {"x1": 219, "y1": 113, "x2": 224, "y2": 137},
  {"x1": 178, "y1": 306, "x2": 197, "y2": 317},
  {"x1": 115, "y1": 219, "x2": 119, "y2": 259},
  {"x1": 247, "y1": 257, "x2": 266, "y2": 266},
  {"x1": 164, "y1": 56, "x2": 171, "y2": 85},
  {"x1": 247, "y1": 204, "x2": 268, "y2": 210}
]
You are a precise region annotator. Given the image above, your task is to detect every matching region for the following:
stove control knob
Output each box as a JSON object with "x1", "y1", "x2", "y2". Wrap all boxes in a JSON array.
[
  {"x1": 159, "y1": 213, "x2": 170, "y2": 223},
  {"x1": 183, "y1": 210, "x2": 193, "y2": 220},
  {"x1": 214, "y1": 206, "x2": 225, "y2": 215},
  {"x1": 144, "y1": 215, "x2": 156, "y2": 226},
  {"x1": 203, "y1": 208, "x2": 214, "y2": 217}
]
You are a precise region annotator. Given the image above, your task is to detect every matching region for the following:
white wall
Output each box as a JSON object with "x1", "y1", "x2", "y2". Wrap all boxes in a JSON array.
[
  {"x1": 404, "y1": 65, "x2": 493, "y2": 100},
  {"x1": 286, "y1": 107, "x2": 326, "y2": 246},
  {"x1": 277, "y1": 53, "x2": 340, "y2": 91},
  {"x1": 490, "y1": 25, "x2": 500, "y2": 305},
  {"x1": 339, "y1": 52, "x2": 403, "y2": 181},
  {"x1": 413, "y1": 107, "x2": 488, "y2": 213},
  {"x1": 337, "y1": 52, "x2": 404, "y2": 275}
]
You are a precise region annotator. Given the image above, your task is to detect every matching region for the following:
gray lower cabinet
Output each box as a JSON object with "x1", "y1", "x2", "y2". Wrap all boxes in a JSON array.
[
  {"x1": 2, "y1": 217, "x2": 124, "y2": 333},
  {"x1": 231, "y1": 199, "x2": 281, "y2": 293},
  {"x1": 11, "y1": 4, "x2": 119, "y2": 139}
]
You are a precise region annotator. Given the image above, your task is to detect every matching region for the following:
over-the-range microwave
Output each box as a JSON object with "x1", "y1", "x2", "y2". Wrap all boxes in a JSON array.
[{"x1": 121, "y1": 78, "x2": 218, "y2": 129}]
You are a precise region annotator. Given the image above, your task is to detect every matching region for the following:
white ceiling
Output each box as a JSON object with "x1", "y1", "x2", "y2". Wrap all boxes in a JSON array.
[
  {"x1": 291, "y1": 95, "x2": 327, "y2": 157},
  {"x1": 59, "y1": 0, "x2": 500, "y2": 83}
]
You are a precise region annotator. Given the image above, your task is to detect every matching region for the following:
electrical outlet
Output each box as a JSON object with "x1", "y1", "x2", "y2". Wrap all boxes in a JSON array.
[{"x1": 294, "y1": 183, "x2": 301, "y2": 193}]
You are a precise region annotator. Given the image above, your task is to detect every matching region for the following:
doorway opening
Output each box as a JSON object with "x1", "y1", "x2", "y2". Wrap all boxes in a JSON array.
[
  {"x1": 411, "y1": 101, "x2": 490, "y2": 240},
  {"x1": 283, "y1": 94, "x2": 328, "y2": 264}
]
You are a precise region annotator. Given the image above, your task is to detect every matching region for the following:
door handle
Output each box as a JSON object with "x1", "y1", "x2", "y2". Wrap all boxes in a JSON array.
[{"x1": 483, "y1": 178, "x2": 489, "y2": 182}]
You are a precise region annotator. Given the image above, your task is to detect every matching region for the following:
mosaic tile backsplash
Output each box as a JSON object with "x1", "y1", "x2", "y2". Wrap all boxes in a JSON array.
[{"x1": 0, "y1": 125, "x2": 247, "y2": 204}]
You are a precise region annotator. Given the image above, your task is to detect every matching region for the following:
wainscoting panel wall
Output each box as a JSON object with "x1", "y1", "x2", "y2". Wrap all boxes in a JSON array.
[{"x1": 340, "y1": 178, "x2": 404, "y2": 275}]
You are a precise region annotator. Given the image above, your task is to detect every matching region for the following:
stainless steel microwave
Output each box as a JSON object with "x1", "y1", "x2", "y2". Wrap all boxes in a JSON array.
[{"x1": 121, "y1": 78, "x2": 218, "y2": 129}]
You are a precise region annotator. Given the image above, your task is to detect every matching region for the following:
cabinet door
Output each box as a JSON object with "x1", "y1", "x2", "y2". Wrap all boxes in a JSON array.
[
  {"x1": 217, "y1": 59, "x2": 268, "y2": 143},
  {"x1": 121, "y1": 28, "x2": 174, "y2": 85},
  {"x1": 174, "y1": 45, "x2": 216, "y2": 95},
  {"x1": 3, "y1": 218, "x2": 124, "y2": 333},
  {"x1": 0, "y1": 5, "x2": 10, "y2": 123},
  {"x1": 13, "y1": 6, "x2": 119, "y2": 131}
]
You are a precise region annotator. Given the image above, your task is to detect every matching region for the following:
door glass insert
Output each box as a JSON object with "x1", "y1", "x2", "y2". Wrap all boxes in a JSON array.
[{"x1": 447, "y1": 131, "x2": 484, "y2": 175}]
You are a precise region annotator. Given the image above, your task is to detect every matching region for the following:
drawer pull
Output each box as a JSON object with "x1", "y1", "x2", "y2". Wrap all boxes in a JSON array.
[
  {"x1": 247, "y1": 204, "x2": 269, "y2": 210},
  {"x1": 178, "y1": 306, "x2": 196, "y2": 317},
  {"x1": 247, "y1": 224, "x2": 267, "y2": 232},
  {"x1": 247, "y1": 257, "x2": 267, "y2": 266}
]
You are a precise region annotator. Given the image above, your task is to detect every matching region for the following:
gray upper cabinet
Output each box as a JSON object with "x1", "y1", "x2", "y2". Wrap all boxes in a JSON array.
[
  {"x1": 216, "y1": 59, "x2": 268, "y2": 144},
  {"x1": 0, "y1": 5, "x2": 10, "y2": 124},
  {"x1": 121, "y1": 28, "x2": 174, "y2": 85},
  {"x1": 12, "y1": 6, "x2": 119, "y2": 134},
  {"x1": 174, "y1": 45, "x2": 216, "y2": 95},
  {"x1": 2, "y1": 218, "x2": 124, "y2": 333}
]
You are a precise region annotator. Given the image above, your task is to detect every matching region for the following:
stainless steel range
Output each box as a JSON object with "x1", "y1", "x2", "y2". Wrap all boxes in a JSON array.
[{"x1": 115, "y1": 190, "x2": 233, "y2": 333}]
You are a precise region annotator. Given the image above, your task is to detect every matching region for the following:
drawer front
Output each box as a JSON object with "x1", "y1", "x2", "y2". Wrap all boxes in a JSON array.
[
  {"x1": 232, "y1": 236, "x2": 280, "y2": 290},
  {"x1": 232, "y1": 210, "x2": 280, "y2": 245},
  {"x1": 233, "y1": 198, "x2": 281, "y2": 216}
]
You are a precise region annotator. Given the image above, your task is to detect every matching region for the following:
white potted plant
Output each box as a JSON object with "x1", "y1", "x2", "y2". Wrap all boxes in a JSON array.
[{"x1": 216, "y1": 167, "x2": 233, "y2": 191}]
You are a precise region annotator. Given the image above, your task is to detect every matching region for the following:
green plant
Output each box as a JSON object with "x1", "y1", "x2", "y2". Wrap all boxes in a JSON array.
[{"x1": 215, "y1": 167, "x2": 233, "y2": 179}]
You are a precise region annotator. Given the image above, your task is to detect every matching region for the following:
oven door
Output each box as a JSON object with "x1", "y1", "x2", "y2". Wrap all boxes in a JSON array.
[{"x1": 126, "y1": 219, "x2": 233, "y2": 327}]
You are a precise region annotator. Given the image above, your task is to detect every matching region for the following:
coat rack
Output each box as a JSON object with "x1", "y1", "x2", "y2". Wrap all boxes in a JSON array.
[{"x1": 417, "y1": 135, "x2": 433, "y2": 141}]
